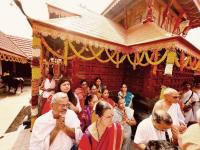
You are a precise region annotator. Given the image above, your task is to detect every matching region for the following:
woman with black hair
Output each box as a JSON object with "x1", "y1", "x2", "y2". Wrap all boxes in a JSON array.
[
  {"x1": 80, "y1": 95, "x2": 97, "y2": 131},
  {"x1": 94, "y1": 77, "x2": 106, "y2": 93},
  {"x1": 56, "y1": 78, "x2": 82, "y2": 114},
  {"x1": 79, "y1": 101, "x2": 123, "y2": 150},
  {"x1": 113, "y1": 96, "x2": 136, "y2": 150}
]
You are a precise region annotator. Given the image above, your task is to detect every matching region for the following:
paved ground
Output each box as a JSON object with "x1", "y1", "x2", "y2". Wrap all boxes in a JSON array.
[{"x1": 0, "y1": 86, "x2": 31, "y2": 150}]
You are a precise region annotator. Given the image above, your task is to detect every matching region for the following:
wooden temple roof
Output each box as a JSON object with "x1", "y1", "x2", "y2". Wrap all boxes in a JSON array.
[
  {"x1": 0, "y1": 31, "x2": 31, "y2": 63},
  {"x1": 176, "y1": 0, "x2": 200, "y2": 28},
  {"x1": 30, "y1": 1, "x2": 199, "y2": 56},
  {"x1": 5, "y1": 34, "x2": 32, "y2": 59}
]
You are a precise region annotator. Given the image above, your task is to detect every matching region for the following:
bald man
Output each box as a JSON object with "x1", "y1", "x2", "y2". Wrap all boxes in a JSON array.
[{"x1": 134, "y1": 109, "x2": 173, "y2": 149}]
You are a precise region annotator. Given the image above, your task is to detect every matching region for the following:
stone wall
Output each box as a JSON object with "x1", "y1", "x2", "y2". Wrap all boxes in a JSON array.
[{"x1": 63, "y1": 59, "x2": 195, "y2": 99}]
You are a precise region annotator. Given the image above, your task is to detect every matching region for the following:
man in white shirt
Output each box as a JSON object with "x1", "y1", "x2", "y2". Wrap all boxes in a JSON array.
[
  {"x1": 40, "y1": 72, "x2": 56, "y2": 99},
  {"x1": 153, "y1": 88, "x2": 186, "y2": 133},
  {"x1": 180, "y1": 82, "x2": 199, "y2": 123},
  {"x1": 134, "y1": 110, "x2": 173, "y2": 150},
  {"x1": 30, "y1": 92, "x2": 83, "y2": 150},
  {"x1": 39, "y1": 72, "x2": 56, "y2": 113}
]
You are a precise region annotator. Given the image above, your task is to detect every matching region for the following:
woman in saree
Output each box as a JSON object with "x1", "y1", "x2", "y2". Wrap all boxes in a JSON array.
[
  {"x1": 100, "y1": 88, "x2": 115, "y2": 107},
  {"x1": 90, "y1": 84, "x2": 101, "y2": 100},
  {"x1": 118, "y1": 83, "x2": 134, "y2": 107},
  {"x1": 94, "y1": 77, "x2": 106, "y2": 94},
  {"x1": 78, "y1": 101, "x2": 123, "y2": 150},
  {"x1": 75, "y1": 79, "x2": 90, "y2": 109},
  {"x1": 113, "y1": 96, "x2": 136, "y2": 150},
  {"x1": 81, "y1": 95, "x2": 97, "y2": 131}
]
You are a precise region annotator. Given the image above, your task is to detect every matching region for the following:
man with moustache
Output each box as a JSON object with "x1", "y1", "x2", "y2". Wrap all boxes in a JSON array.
[{"x1": 30, "y1": 92, "x2": 83, "y2": 150}]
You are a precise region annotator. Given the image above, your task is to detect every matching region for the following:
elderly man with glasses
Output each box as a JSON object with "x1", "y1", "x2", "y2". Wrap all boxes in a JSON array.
[
  {"x1": 30, "y1": 92, "x2": 83, "y2": 150},
  {"x1": 153, "y1": 88, "x2": 186, "y2": 134}
]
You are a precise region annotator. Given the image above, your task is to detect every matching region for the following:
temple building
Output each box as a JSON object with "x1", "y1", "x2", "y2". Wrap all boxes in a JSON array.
[
  {"x1": 24, "y1": 0, "x2": 200, "y2": 116},
  {"x1": 0, "y1": 31, "x2": 31, "y2": 77}
]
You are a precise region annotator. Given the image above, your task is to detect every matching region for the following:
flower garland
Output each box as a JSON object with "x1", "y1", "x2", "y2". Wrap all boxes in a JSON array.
[{"x1": 39, "y1": 36, "x2": 200, "y2": 71}]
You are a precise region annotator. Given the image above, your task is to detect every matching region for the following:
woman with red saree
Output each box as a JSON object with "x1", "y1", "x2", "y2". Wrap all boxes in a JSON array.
[
  {"x1": 100, "y1": 88, "x2": 115, "y2": 107},
  {"x1": 78, "y1": 101, "x2": 123, "y2": 150}
]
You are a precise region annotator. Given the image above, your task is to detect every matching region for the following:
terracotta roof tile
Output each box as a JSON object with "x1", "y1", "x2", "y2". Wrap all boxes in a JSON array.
[
  {"x1": 0, "y1": 31, "x2": 27, "y2": 58},
  {"x1": 5, "y1": 34, "x2": 32, "y2": 59}
]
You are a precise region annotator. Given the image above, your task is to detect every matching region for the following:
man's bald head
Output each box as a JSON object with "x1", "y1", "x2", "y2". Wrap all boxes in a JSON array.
[{"x1": 152, "y1": 109, "x2": 173, "y2": 126}]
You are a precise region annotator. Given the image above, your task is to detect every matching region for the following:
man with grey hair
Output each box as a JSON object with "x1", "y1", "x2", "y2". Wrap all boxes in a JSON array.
[
  {"x1": 153, "y1": 88, "x2": 186, "y2": 134},
  {"x1": 30, "y1": 92, "x2": 83, "y2": 150},
  {"x1": 179, "y1": 109, "x2": 200, "y2": 150},
  {"x1": 134, "y1": 109, "x2": 173, "y2": 149}
]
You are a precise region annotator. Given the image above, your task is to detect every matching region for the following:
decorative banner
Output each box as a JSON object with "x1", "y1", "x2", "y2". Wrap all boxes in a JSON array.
[
  {"x1": 32, "y1": 67, "x2": 41, "y2": 80},
  {"x1": 164, "y1": 64, "x2": 173, "y2": 75}
]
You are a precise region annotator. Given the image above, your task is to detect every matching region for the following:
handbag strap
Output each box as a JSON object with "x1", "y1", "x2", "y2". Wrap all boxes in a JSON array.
[{"x1": 184, "y1": 91, "x2": 193, "y2": 105}]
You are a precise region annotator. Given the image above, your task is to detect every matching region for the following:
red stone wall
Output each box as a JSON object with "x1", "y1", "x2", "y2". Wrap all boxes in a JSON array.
[
  {"x1": 124, "y1": 64, "x2": 195, "y2": 99},
  {"x1": 63, "y1": 59, "x2": 195, "y2": 99},
  {"x1": 63, "y1": 58, "x2": 125, "y2": 93}
]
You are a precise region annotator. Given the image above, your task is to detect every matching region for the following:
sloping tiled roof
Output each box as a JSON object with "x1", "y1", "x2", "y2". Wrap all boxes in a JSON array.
[
  {"x1": 0, "y1": 31, "x2": 27, "y2": 58},
  {"x1": 126, "y1": 22, "x2": 171, "y2": 45},
  {"x1": 5, "y1": 34, "x2": 32, "y2": 59},
  {"x1": 45, "y1": 12, "x2": 126, "y2": 45},
  {"x1": 30, "y1": 1, "x2": 198, "y2": 53}
]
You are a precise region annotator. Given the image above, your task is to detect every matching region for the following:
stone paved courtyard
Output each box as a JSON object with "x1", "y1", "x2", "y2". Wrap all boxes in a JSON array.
[{"x1": 0, "y1": 86, "x2": 31, "y2": 150}]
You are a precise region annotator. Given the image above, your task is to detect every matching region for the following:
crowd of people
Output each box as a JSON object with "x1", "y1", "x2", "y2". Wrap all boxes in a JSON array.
[{"x1": 29, "y1": 72, "x2": 200, "y2": 150}]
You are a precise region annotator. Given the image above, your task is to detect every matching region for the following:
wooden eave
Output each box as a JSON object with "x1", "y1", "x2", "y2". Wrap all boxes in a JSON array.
[
  {"x1": 101, "y1": 0, "x2": 121, "y2": 15},
  {"x1": 30, "y1": 19, "x2": 200, "y2": 58},
  {"x1": 130, "y1": 36, "x2": 200, "y2": 59},
  {"x1": 30, "y1": 18, "x2": 128, "y2": 52},
  {"x1": 0, "y1": 48, "x2": 27, "y2": 59}
]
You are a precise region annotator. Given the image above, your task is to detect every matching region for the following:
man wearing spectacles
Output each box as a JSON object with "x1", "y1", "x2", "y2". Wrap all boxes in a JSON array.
[{"x1": 153, "y1": 88, "x2": 186, "y2": 134}]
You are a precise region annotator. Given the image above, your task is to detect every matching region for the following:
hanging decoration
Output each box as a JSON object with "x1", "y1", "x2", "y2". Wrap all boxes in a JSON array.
[
  {"x1": 40, "y1": 37, "x2": 200, "y2": 72},
  {"x1": 0, "y1": 53, "x2": 27, "y2": 63}
]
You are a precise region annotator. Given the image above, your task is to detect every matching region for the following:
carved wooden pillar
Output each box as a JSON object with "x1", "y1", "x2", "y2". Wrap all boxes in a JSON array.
[
  {"x1": 13, "y1": 62, "x2": 16, "y2": 74},
  {"x1": 31, "y1": 35, "x2": 42, "y2": 129}
]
